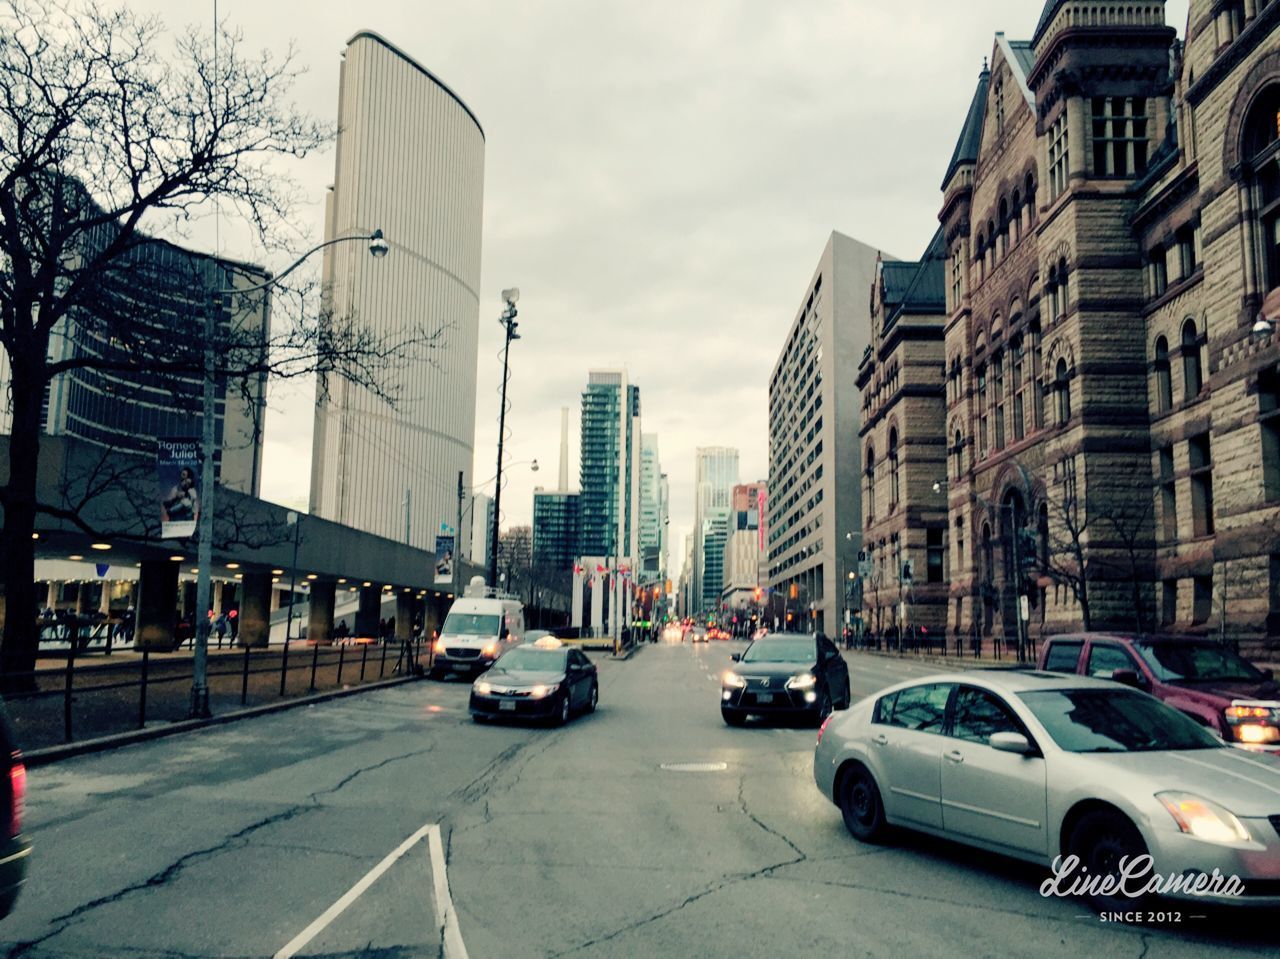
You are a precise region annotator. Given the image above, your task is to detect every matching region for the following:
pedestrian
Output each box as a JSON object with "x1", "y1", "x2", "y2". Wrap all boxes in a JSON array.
[
  {"x1": 227, "y1": 607, "x2": 239, "y2": 641},
  {"x1": 214, "y1": 613, "x2": 227, "y2": 646},
  {"x1": 387, "y1": 615, "x2": 396, "y2": 641},
  {"x1": 378, "y1": 618, "x2": 387, "y2": 642},
  {"x1": 121, "y1": 605, "x2": 135, "y2": 644}
]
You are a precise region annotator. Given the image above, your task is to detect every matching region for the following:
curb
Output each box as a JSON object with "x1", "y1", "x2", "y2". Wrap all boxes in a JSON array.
[
  {"x1": 612, "y1": 642, "x2": 645, "y2": 662},
  {"x1": 847, "y1": 649, "x2": 1029, "y2": 671},
  {"x1": 23, "y1": 674, "x2": 420, "y2": 768}
]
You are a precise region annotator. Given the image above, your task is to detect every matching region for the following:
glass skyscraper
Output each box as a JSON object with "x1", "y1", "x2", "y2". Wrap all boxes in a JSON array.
[{"x1": 579, "y1": 371, "x2": 641, "y2": 560}]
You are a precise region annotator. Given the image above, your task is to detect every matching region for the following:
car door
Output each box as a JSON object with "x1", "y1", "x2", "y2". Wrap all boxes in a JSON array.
[
  {"x1": 568, "y1": 650, "x2": 590, "y2": 707},
  {"x1": 871, "y1": 683, "x2": 952, "y2": 828},
  {"x1": 816, "y1": 635, "x2": 851, "y2": 707},
  {"x1": 1084, "y1": 642, "x2": 1140, "y2": 681},
  {"x1": 939, "y1": 685, "x2": 1048, "y2": 857}
]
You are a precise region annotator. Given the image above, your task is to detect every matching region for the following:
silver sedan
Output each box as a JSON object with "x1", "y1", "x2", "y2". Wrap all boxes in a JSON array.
[{"x1": 813, "y1": 669, "x2": 1280, "y2": 909}]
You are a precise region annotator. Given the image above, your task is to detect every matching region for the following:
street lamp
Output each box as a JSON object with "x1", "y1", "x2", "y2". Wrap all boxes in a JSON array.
[
  {"x1": 488, "y1": 288, "x2": 520, "y2": 589},
  {"x1": 187, "y1": 228, "x2": 388, "y2": 719}
]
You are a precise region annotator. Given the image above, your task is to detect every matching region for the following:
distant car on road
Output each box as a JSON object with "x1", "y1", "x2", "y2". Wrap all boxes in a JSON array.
[
  {"x1": 721, "y1": 632, "x2": 850, "y2": 726},
  {"x1": 0, "y1": 699, "x2": 29, "y2": 918},
  {"x1": 1037, "y1": 634, "x2": 1280, "y2": 752},
  {"x1": 470, "y1": 640, "x2": 598, "y2": 725},
  {"x1": 689, "y1": 627, "x2": 709, "y2": 644},
  {"x1": 814, "y1": 669, "x2": 1280, "y2": 910}
]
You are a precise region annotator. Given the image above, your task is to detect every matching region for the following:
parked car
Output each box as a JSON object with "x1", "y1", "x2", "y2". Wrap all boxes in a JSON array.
[
  {"x1": 469, "y1": 639, "x2": 598, "y2": 725},
  {"x1": 814, "y1": 669, "x2": 1280, "y2": 910},
  {"x1": 432, "y1": 576, "x2": 525, "y2": 678},
  {"x1": 721, "y1": 632, "x2": 851, "y2": 726},
  {"x1": 1037, "y1": 634, "x2": 1280, "y2": 752},
  {"x1": 0, "y1": 699, "x2": 29, "y2": 918}
]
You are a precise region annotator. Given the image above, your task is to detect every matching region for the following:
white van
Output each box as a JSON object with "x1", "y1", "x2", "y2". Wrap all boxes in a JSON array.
[{"x1": 432, "y1": 576, "x2": 525, "y2": 677}]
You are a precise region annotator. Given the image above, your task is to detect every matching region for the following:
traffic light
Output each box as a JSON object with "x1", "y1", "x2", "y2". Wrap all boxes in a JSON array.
[
  {"x1": 789, "y1": 583, "x2": 798, "y2": 600},
  {"x1": 753, "y1": 587, "x2": 762, "y2": 602}
]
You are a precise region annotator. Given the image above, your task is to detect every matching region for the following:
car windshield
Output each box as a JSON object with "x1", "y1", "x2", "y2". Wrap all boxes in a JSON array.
[
  {"x1": 1132, "y1": 642, "x2": 1266, "y2": 684},
  {"x1": 495, "y1": 648, "x2": 567, "y2": 672},
  {"x1": 1019, "y1": 688, "x2": 1223, "y2": 752},
  {"x1": 442, "y1": 613, "x2": 500, "y2": 635},
  {"x1": 742, "y1": 638, "x2": 813, "y2": 663}
]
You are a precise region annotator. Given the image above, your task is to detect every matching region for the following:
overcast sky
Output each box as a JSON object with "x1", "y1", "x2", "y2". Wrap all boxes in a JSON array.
[{"x1": 134, "y1": 0, "x2": 1189, "y2": 567}]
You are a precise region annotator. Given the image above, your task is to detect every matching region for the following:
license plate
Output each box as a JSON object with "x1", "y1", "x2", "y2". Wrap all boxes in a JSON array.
[
  {"x1": 499, "y1": 700, "x2": 516, "y2": 711},
  {"x1": 756, "y1": 693, "x2": 774, "y2": 704}
]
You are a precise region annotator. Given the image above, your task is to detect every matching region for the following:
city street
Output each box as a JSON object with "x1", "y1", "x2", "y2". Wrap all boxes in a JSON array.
[{"x1": 2, "y1": 643, "x2": 1276, "y2": 958}]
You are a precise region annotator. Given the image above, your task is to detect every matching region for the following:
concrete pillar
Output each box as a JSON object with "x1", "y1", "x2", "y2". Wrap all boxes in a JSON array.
[
  {"x1": 238, "y1": 571, "x2": 273, "y2": 648},
  {"x1": 571, "y1": 568, "x2": 584, "y2": 629},
  {"x1": 136, "y1": 560, "x2": 179, "y2": 650},
  {"x1": 590, "y1": 570, "x2": 603, "y2": 635},
  {"x1": 355, "y1": 585, "x2": 381, "y2": 638},
  {"x1": 99, "y1": 581, "x2": 112, "y2": 616},
  {"x1": 395, "y1": 592, "x2": 415, "y2": 643},
  {"x1": 212, "y1": 582, "x2": 224, "y2": 616},
  {"x1": 46, "y1": 581, "x2": 59, "y2": 610},
  {"x1": 75, "y1": 582, "x2": 92, "y2": 616},
  {"x1": 1067, "y1": 98, "x2": 1086, "y2": 179},
  {"x1": 309, "y1": 579, "x2": 337, "y2": 646}
]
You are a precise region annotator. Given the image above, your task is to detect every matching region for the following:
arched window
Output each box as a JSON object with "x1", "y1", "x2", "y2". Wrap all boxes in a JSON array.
[
  {"x1": 1030, "y1": 320, "x2": 1045, "y2": 428},
  {"x1": 1011, "y1": 335, "x2": 1026, "y2": 440},
  {"x1": 1182, "y1": 319, "x2": 1203, "y2": 397},
  {"x1": 1244, "y1": 85, "x2": 1280, "y2": 290},
  {"x1": 1025, "y1": 172, "x2": 1036, "y2": 227},
  {"x1": 987, "y1": 221, "x2": 997, "y2": 267},
  {"x1": 998, "y1": 198, "x2": 1010, "y2": 257},
  {"x1": 1047, "y1": 265, "x2": 1060, "y2": 320},
  {"x1": 888, "y1": 429, "x2": 901, "y2": 509},
  {"x1": 1011, "y1": 190, "x2": 1022, "y2": 243},
  {"x1": 993, "y1": 351, "x2": 1006, "y2": 449},
  {"x1": 865, "y1": 446, "x2": 876, "y2": 521},
  {"x1": 1154, "y1": 335, "x2": 1172, "y2": 412},
  {"x1": 952, "y1": 430, "x2": 964, "y2": 478},
  {"x1": 1055, "y1": 358, "x2": 1072, "y2": 424},
  {"x1": 1057, "y1": 257, "x2": 1069, "y2": 315}
]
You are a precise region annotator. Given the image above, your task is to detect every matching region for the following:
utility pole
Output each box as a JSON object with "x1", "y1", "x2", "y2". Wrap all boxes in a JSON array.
[
  {"x1": 454, "y1": 471, "x2": 464, "y2": 599},
  {"x1": 489, "y1": 289, "x2": 520, "y2": 588}
]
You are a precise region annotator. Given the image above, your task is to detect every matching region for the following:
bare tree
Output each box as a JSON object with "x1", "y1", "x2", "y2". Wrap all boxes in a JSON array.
[
  {"x1": 0, "y1": 2, "x2": 442, "y2": 678},
  {"x1": 1100, "y1": 499, "x2": 1155, "y2": 634},
  {"x1": 1039, "y1": 467, "x2": 1096, "y2": 631}
]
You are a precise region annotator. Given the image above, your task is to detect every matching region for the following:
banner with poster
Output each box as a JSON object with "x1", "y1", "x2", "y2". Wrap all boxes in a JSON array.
[
  {"x1": 434, "y1": 534, "x2": 455, "y2": 585},
  {"x1": 157, "y1": 438, "x2": 201, "y2": 539}
]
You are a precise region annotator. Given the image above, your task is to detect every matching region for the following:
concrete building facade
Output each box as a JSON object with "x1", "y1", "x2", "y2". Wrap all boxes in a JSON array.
[
  {"x1": 310, "y1": 31, "x2": 485, "y2": 551},
  {"x1": 766, "y1": 232, "x2": 883, "y2": 634},
  {"x1": 692, "y1": 446, "x2": 739, "y2": 613}
]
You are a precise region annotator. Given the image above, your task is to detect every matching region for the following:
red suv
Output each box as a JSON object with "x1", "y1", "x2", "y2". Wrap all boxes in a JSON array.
[{"x1": 1037, "y1": 633, "x2": 1280, "y2": 752}]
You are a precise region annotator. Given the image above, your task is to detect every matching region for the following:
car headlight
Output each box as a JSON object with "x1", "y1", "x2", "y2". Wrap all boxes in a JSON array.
[
  {"x1": 474, "y1": 680, "x2": 492, "y2": 695},
  {"x1": 529, "y1": 683, "x2": 558, "y2": 699},
  {"x1": 434, "y1": 638, "x2": 446, "y2": 653},
  {"x1": 1224, "y1": 704, "x2": 1280, "y2": 744},
  {"x1": 1156, "y1": 792, "x2": 1250, "y2": 844},
  {"x1": 786, "y1": 672, "x2": 817, "y2": 690},
  {"x1": 722, "y1": 671, "x2": 746, "y2": 689},
  {"x1": 481, "y1": 643, "x2": 498, "y2": 658}
]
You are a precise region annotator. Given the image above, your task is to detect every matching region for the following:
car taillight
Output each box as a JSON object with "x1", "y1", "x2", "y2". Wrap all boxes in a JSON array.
[
  {"x1": 9, "y1": 753, "x2": 25, "y2": 838},
  {"x1": 817, "y1": 715, "x2": 834, "y2": 745}
]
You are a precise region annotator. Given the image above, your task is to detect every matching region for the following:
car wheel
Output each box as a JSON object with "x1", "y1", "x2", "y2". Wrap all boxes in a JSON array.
[
  {"x1": 812, "y1": 690, "x2": 833, "y2": 727},
  {"x1": 721, "y1": 708, "x2": 746, "y2": 727},
  {"x1": 586, "y1": 682, "x2": 598, "y2": 713},
  {"x1": 839, "y1": 765, "x2": 888, "y2": 843},
  {"x1": 555, "y1": 694, "x2": 571, "y2": 726},
  {"x1": 1068, "y1": 809, "x2": 1150, "y2": 912}
]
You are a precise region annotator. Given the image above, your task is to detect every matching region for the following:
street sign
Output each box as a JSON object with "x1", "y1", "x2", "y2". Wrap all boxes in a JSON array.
[{"x1": 1019, "y1": 595, "x2": 1030, "y2": 621}]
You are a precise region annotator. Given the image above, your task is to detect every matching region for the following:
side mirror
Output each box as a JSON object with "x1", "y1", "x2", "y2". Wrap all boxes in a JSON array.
[
  {"x1": 500, "y1": 626, "x2": 510, "y2": 639},
  {"x1": 730, "y1": 653, "x2": 741, "y2": 662},
  {"x1": 1111, "y1": 668, "x2": 1145, "y2": 688},
  {"x1": 989, "y1": 731, "x2": 1034, "y2": 755},
  {"x1": 568, "y1": 663, "x2": 583, "y2": 672}
]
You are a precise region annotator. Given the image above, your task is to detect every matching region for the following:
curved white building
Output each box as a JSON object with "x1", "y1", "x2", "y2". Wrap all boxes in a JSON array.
[{"x1": 310, "y1": 31, "x2": 485, "y2": 551}]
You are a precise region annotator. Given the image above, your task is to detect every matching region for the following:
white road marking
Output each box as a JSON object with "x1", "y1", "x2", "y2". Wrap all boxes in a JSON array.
[
  {"x1": 428, "y1": 823, "x2": 470, "y2": 959},
  {"x1": 273, "y1": 821, "x2": 469, "y2": 959}
]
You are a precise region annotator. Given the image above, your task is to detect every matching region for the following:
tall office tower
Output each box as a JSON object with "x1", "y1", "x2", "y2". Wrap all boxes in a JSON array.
[
  {"x1": 310, "y1": 31, "x2": 485, "y2": 550},
  {"x1": 766, "y1": 231, "x2": 881, "y2": 634},
  {"x1": 578, "y1": 371, "x2": 641, "y2": 560},
  {"x1": 722, "y1": 482, "x2": 767, "y2": 610},
  {"x1": 691, "y1": 447, "x2": 739, "y2": 613},
  {"x1": 700, "y1": 511, "x2": 731, "y2": 614},
  {"x1": 638, "y1": 434, "x2": 665, "y2": 581},
  {"x1": 658, "y1": 472, "x2": 670, "y2": 579},
  {"x1": 532, "y1": 490, "x2": 580, "y2": 572},
  {"x1": 10, "y1": 214, "x2": 271, "y2": 495}
]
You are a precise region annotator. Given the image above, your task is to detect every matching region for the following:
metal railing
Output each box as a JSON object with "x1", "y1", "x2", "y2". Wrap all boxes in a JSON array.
[{"x1": 3, "y1": 636, "x2": 430, "y2": 752}]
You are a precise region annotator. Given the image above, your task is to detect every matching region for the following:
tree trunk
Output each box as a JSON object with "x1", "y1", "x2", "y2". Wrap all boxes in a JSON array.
[{"x1": 1, "y1": 354, "x2": 47, "y2": 688}]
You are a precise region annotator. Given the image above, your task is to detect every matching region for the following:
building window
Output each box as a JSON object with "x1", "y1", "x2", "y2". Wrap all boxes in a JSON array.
[
  {"x1": 977, "y1": 365, "x2": 989, "y2": 455},
  {"x1": 1011, "y1": 336, "x2": 1025, "y2": 441},
  {"x1": 995, "y1": 79, "x2": 1005, "y2": 137},
  {"x1": 865, "y1": 446, "x2": 876, "y2": 522},
  {"x1": 993, "y1": 352, "x2": 1005, "y2": 449},
  {"x1": 950, "y1": 246, "x2": 963, "y2": 309},
  {"x1": 927, "y1": 529, "x2": 944, "y2": 584},
  {"x1": 1162, "y1": 579, "x2": 1177, "y2": 626},
  {"x1": 1054, "y1": 358, "x2": 1071, "y2": 425},
  {"x1": 1090, "y1": 96, "x2": 1148, "y2": 177},
  {"x1": 1025, "y1": 172, "x2": 1037, "y2": 226},
  {"x1": 1261, "y1": 368, "x2": 1280, "y2": 502},
  {"x1": 1192, "y1": 574, "x2": 1213, "y2": 625},
  {"x1": 1189, "y1": 433, "x2": 1214, "y2": 537},
  {"x1": 1159, "y1": 446, "x2": 1176, "y2": 542},
  {"x1": 1244, "y1": 86, "x2": 1280, "y2": 291},
  {"x1": 1153, "y1": 335, "x2": 1172, "y2": 413},
  {"x1": 1030, "y1": 322, "x2": 1044, "y2": 428},
  {"x1": 1176, "y1": 224, "x2": 1198, "y2": 278},
  {"x1": 954, "y1": 516, "x2": 965, "y2": 576},
  {"x1": 1057, "y1": 257, "x2": 1069, "y2": 315},
  {"x1": 1149, "y1": 246, "x2": 1168, "y2": 298},
  {"x1": 1048, "y1": 113, "x2": 1069, "y2": 199},
  {"x1": 952, "y1": 429, "x2": 963, "y2": 478},
  {"x1": 1182, "y1": 319, "x2": 1203, "y2": 397},
  {"x1": 888, "y1": 429, "x2": 901, "y2": 509}
]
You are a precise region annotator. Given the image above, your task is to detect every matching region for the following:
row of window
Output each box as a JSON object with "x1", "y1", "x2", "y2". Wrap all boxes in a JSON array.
[{"x1": 1150, "y1": 319, "x2": 1205, "y2": 414}]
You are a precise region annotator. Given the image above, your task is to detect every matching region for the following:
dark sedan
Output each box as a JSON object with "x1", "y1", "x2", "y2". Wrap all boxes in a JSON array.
[
  {"x1": 0, "y1": 699, "x2": 29, "y2": 917},
  {"x1": 721, "y1": 632, "x2": 851, "y2": 726},
  {"x1": 469, "y1": 641, "x2": 598, "y2": 725}
]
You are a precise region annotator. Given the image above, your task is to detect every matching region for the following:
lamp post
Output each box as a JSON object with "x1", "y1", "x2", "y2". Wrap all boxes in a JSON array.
[
  {"x1": 488, "y1": 288, "x2": 520, "y2": 589},
  {"x1": 187, "y1": 228, "x2": 388, "y2": 719}
]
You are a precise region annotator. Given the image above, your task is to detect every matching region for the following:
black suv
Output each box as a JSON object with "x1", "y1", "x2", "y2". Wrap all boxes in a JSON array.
[{"x1": 721, "y1": 632, "x2": 851, "y2": 726}]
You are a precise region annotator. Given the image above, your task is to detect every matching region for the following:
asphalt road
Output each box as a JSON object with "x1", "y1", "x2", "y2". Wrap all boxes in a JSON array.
[{"x1": 2, "y1": 641, "x2": 1276, "y2": 958}]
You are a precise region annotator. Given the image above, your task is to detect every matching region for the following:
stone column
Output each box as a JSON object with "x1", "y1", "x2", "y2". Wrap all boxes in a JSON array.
[
  {"x1": 136, "y1": 560, "x2": 179, "y2": 650},
  {"x1": 308, "y1": 579, "x2": 337, "y2": 646},
  {"x1": 395, "y1": 592, "x2": 415, "y2": 643},
  {"x1": 355, "y1": 585, "x2": 382, "y2": 638},
  {"x1": 46, "y1": 581, "x2": 60, "y2": 610},
  {"x1": 75, "y1": 582, "x2": 92, "y2": 616},
  {"x1": 99, "y1": 581, "x2": 112, "y2": 616},
  {"x1": 238, "y1": 572, "x2": 273, "y2": 648},
  {"x1": 212, "y1": 582, "x2": 224, "y2": 617},
  {"x1": 1067, "y1": 98, "x2": 1086, "y2": 179}
]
